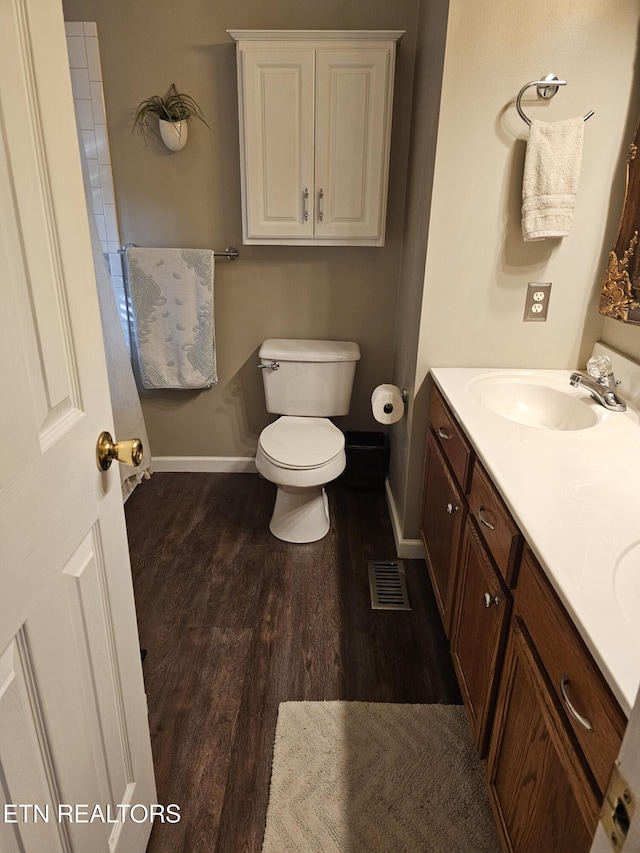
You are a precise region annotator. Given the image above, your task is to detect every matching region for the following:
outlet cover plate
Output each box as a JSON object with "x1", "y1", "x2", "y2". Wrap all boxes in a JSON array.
[{"x1": 524, "y1": 282, "x2": 551, "y2": 322}]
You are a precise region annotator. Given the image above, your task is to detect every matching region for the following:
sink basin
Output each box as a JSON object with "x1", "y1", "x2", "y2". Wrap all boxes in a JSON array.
[
  {"x1": 614, "y1": 543, "x2": 640, "y2": 640},
  {"x1": 467, "y1": 372, "x2": 599, "y2": 431}
]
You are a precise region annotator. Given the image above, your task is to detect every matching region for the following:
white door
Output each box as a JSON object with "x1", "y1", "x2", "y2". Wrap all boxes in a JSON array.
[
  {"x1": 240, "y1": 47, "x2": 315, "y2": 241},
  {"x1": 0, "y1": 2, "x2": 156, "y2": 851}
]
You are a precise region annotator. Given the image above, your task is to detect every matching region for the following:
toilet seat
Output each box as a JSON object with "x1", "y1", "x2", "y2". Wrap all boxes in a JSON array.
[
  {"x1": 258, "y1": 416, "x2": 344, "y2": 470},
  {"x1": 255, "y1": 415, "x2": 347, "y2": 542}
]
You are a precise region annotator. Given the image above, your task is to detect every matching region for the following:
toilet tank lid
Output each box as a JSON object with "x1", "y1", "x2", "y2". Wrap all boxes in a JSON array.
[{"x1": 260, "y1": 339, "x2": 361, "y2": 362}]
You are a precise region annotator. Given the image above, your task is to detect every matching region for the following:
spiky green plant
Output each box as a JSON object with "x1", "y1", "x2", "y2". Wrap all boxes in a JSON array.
[{"x1": 134, "y1": 84, "x2": 209, "y2": 141}]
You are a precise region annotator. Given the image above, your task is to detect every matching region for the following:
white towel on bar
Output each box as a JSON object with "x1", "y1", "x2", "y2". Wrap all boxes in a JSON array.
[
  {"x1": 126, "y1": 247, "x2": 217, "y2": 389},
  {"x1": 521, "y1": 117, "x2": 584, "y2": 242}
]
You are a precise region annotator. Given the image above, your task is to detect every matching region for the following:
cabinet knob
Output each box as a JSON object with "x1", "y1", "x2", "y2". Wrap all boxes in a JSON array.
[
  {"x1": 483, "y1": 592, "x2": 500, "y2": 608},
  {"x1": 437, "y1": 427, "x2": 452, "y2": 440},
  {"x1": 446, "y1": 502, "x2": 460, "y2": 515}
]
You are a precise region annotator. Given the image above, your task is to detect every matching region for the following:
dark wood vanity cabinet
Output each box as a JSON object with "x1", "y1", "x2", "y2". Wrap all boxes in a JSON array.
[
  {"x1": 514, "y1": 549, "x2": 626, "y2": 798},
  {"x1": 449, "y1": 458, "x2": 523, "y2": 755},
  {"x1": 420, "y1": 387, "x2": 474, "y2": 636},
  {"x1": 467, "y1": 461, "x2": 522, "y2": 589},
  {"x1": 450, "y1": 517, "x2": 511, "y2": 756},
  {"x1": 486, "y1": 550, "x2": 625, "y2": 852},
  {"x1": 428, "y1": 385, "x2": 474, "y2": 491},
  {"x1": 487, "y1": 615, "x2": 596, "y2": 853},
  {"x1": 420, "y1": 385, "x2": 626, "y2": 853},
  {"x1": 420, "y1": 431, "x2": 466, "y2": 636}
]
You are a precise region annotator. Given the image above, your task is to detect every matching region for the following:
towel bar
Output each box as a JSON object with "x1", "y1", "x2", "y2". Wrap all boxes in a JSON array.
[
  {"x1": 216, "y1": 246, "x2": 239, "y2": 261},
  {"x1": 120, "y1": 243, "x2": 239, "y2": 261},
  {"x1": 516, "y1": 74, "x2": 594, "y2": 127}
]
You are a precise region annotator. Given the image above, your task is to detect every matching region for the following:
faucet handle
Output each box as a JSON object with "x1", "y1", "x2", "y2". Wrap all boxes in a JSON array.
[{"x1": 587, "y1": 354, "x2": 613, "y2": 379}]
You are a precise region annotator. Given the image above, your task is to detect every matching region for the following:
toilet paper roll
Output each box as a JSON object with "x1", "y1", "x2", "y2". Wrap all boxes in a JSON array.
[{"x1": 371, "y1": 384, "x2": 404, "y2": 424}]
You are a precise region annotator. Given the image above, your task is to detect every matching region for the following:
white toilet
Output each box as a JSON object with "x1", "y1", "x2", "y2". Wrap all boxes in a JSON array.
[{"x1": 255, "y1": 339, "x2": 361, "y2": 543}]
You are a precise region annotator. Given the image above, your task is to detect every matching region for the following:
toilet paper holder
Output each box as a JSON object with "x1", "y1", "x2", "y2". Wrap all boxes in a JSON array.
[{"x1": 384, "y1": 388, "x2": 408, "y2": 412}]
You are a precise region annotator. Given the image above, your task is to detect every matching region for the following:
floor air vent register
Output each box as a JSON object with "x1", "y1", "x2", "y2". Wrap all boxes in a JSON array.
[{"x1": 367, "y1": 560, "x2": 411, "y2": 610}]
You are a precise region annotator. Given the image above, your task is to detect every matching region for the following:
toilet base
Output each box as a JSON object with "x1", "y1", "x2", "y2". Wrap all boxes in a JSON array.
[{"x1": 269, "y1": 485, "x2": 330, "y2": 543}]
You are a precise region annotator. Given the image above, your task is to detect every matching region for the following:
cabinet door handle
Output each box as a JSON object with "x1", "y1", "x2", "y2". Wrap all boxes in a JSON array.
[
  {"x1": 318, "y1": 187, "x2": 324, "y2": 221},
  {"x1": 437, "y1": 427, "x2": 452, "y2": 440},
  {"x1": 483, "y1": 592, "x2": 500, "y2": 607},
  {"x1": 560, "y1": 674, "x2": 593, "y2": 732},
  {"x1": 477, "y1": 506, "x2": 495, "y2": 530},
  {"x1": 303, "y1": 187, "x2": 309, "y2": 221},
  {"x1": 446, "y1": 502, "x2": 460, "y2": 515}
]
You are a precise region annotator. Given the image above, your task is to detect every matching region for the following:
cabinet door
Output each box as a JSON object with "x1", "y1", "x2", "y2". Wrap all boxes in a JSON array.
[
  {"x1": 487, "y1": 618, "x2": 597, "y2": 853},
  {"x1": 516, "y1": 549, "x2": 626, "y2": 798},
  {"x1": 450, "y1": 517, "x2": 511, "y2": 755},
  {"x1": 315, "y1": 49, "x2": 392, "y2": 242},
  {"x1": 240, "y1": 49, "x2": 315, "y2": 240},
  {"x1": 420, "y1": 431, "x2": 465, "y2": 637}
]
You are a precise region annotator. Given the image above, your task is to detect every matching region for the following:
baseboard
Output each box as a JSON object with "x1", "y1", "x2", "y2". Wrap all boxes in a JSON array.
[
  {"x1": 151, "y1": 456, "x2": 257, "y2": 474},
  {"x1": 384, "y1": 479, "x2": 425, "y2": 560}
]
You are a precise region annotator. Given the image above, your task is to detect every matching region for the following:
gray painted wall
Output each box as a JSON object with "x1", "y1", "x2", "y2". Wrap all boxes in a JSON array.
[{"x1": 62, "y1": 0, "x2": 423, "y2": 462}]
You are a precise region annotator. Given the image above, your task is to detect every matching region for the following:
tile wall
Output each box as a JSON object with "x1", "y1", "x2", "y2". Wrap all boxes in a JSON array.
[{"x1": 65, "y1": 22, "x2": 129, "y2": 346}]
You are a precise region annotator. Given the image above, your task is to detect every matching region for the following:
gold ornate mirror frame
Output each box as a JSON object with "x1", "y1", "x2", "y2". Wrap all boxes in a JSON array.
[{"x1": 599, "y1": 120, "x2": 640, "y2": 323}]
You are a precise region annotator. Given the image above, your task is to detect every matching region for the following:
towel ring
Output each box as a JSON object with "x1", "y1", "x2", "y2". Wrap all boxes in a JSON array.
[{"x1": 516, "y1": 74, "x2": 594, "y2": 127}]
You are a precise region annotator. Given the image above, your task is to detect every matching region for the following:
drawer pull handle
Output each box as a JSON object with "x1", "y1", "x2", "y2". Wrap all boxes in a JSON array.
[
  {"x1": 483, "y1": 592, "x2": 500, "y2": 607},
  {"x1": 446, "y1": 502, "x2": 460, "y2": 515},
  {"x1": 560, "y1": 674, "x2": 593, "y2": 732},
  {"x1": 437, "y1": 427, "x2": 452, "y2": 440},
  {"x1": 477, "y1": 507, "x2": 495, "y2": 530}
]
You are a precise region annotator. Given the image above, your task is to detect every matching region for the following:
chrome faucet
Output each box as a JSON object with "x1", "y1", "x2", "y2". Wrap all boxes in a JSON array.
[{"x1": 569, "y1": 355, "x2": 626, "y2": 412}]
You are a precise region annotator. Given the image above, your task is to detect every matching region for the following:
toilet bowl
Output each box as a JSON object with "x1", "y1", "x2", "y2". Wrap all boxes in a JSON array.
[
  {"x1": 255, "y1": 416, "x2": 346, "y2": 542},
  {"x1": 256, "y1": 339, "x2": 361, "y2": 543}
]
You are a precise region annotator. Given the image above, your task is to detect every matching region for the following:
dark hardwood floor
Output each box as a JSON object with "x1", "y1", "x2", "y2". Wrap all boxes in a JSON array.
[{"x1": 125, "y1": 472, "x2": 460, "y2": 853}]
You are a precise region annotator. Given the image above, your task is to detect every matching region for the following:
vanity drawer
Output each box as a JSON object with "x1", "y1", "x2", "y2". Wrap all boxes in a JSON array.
[
  {"x1": 515, "y1": 548, "x2": 626, "y2": 796},
  {"x1": 430, "y1": 386, "x2": 474, "y2": 492},
  {"x1": 468, "y1": 462, "x2": 522, "y2": 588}
]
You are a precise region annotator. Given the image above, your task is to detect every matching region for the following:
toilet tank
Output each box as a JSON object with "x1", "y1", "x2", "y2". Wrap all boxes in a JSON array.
[{"x1": 259, "y1": 339, "x2": 361, "y2": 416}]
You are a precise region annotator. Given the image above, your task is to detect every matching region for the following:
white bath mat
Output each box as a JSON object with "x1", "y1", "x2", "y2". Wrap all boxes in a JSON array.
[{"x1": 262, "y1": 701, "x2": 501, "y2": 852}]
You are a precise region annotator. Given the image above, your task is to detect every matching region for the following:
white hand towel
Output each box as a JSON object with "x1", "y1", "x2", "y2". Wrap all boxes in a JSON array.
[
  {"x1": 521, "y1": 117, "x2": 584, "y2": 241},
  {"x1": 126, "y1": 247, "x2": 217, "y2": 389}
]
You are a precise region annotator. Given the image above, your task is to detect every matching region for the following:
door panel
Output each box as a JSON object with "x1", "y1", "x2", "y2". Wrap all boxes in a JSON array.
[
  {"x1": 488, "y1": 619, "x2": 596, "y2": 852},
  {"x1": 420, "y1": 431, "x2": 465, "y2": 636},
  {"x1": 0, "y1": 638, "x2": 68, "y2": 853},
  {"x1": 241, "y1": 49, "x2": 315, "y2": 239},
  {"x1": 315, "y1": 49, "x2": 390, "y2": 240},
  {"x1": 450, "y1": 518, "x2": 511, "y2": 755}
]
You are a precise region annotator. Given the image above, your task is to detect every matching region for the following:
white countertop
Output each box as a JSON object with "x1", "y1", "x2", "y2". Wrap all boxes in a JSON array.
[{"x1": 431, "y1": 365, "x2": 640, "y2": 716}]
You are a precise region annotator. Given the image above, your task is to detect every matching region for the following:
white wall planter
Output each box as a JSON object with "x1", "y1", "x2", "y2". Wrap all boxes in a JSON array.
[{"x1": 159, "y1": 119, "x2": 188, "y2": 151}]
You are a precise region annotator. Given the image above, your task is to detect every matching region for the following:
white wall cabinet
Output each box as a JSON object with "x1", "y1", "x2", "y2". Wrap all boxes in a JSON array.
[{"x1": 229, "y1": 31, "x2": 403, "y2": 246}]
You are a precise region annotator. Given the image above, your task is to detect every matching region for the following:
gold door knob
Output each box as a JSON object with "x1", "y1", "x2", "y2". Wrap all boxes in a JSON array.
[{"x1": 96, "y1": 431, "x2": 143, "y2": 471}]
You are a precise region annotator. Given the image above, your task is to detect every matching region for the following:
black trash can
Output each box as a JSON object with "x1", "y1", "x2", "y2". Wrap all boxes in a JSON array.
[{"x1": 343, "y1": 431, "x2": 390, "y2": 491}]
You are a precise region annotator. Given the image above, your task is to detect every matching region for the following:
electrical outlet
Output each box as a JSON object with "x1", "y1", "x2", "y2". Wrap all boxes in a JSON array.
[{"x1": 524, "y1": 282, "x2": 551, "y2": 322}]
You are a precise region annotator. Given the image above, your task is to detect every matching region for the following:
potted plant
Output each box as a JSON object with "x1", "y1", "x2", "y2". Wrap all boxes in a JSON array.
[{"x1": 134, "y1": 83, "x2": 209, "y2": 151}]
